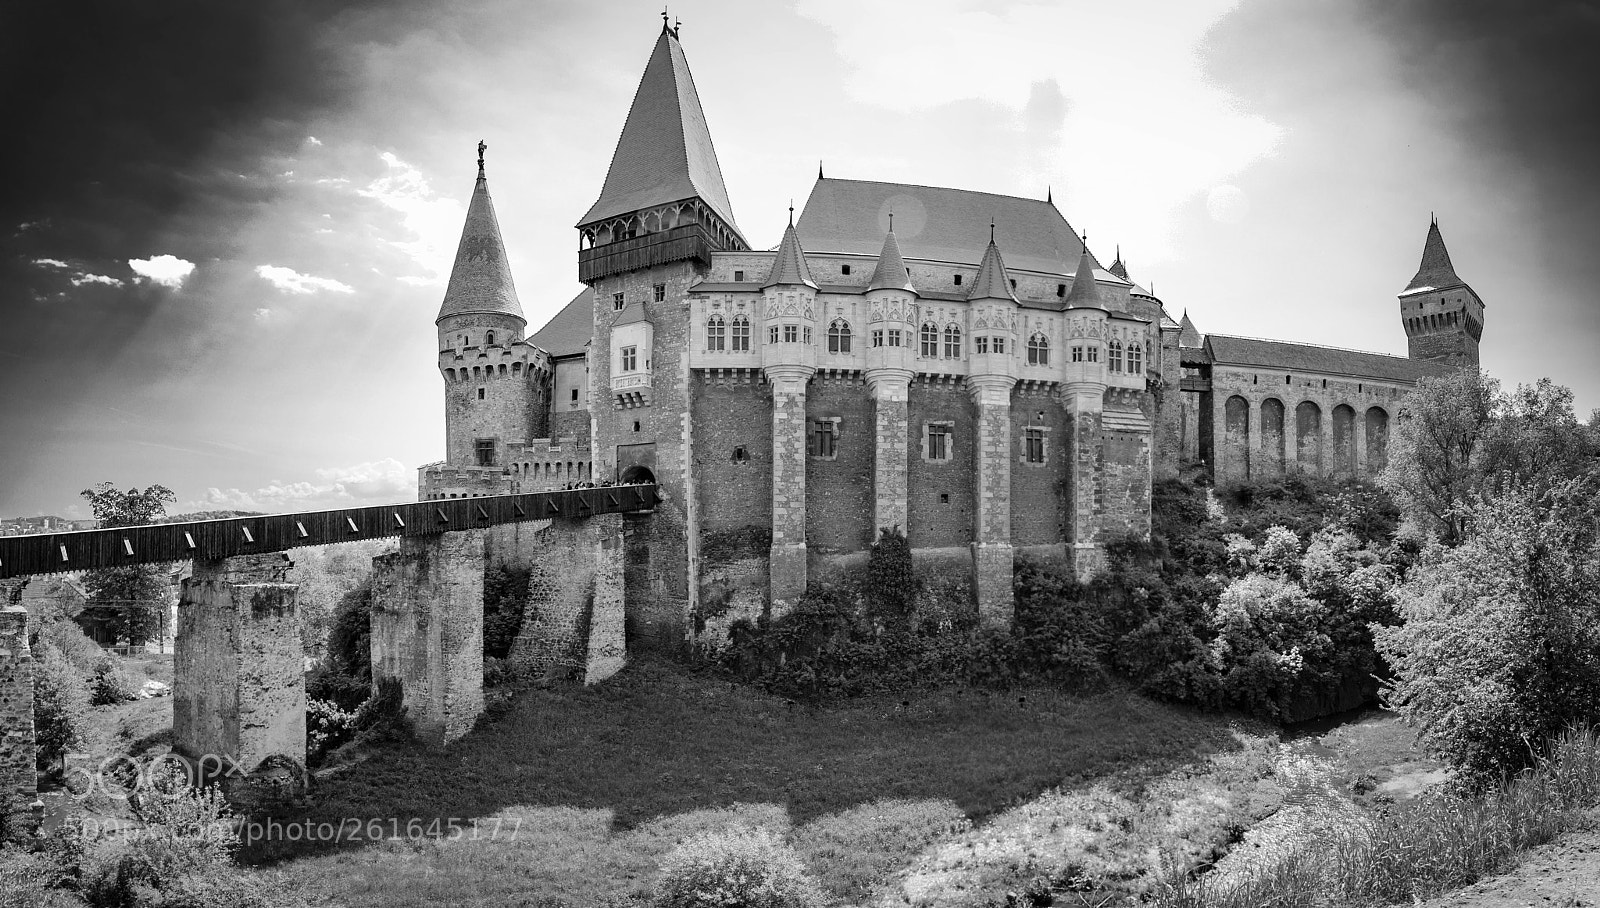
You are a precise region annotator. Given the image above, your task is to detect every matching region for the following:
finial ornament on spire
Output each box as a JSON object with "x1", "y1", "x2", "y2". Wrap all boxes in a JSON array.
[
  {"x1": 1046, "y1": 185, "x2": 1052, "y2": 204},
  {"x1": 477, "y1": 139, "x2": 486, "y2": 178},
  {"x1": 888, "y1": 208, "x2": 894, "y2": 233},
  {"x1": 989, "y1": 218, "x2": 995, "y2": 243},
  {"x1": 788, "y1": 199, "x2": 794, "y2": 227},
  {"x1": 818, "y1": 160, "x2": 824, "y2": 180}
]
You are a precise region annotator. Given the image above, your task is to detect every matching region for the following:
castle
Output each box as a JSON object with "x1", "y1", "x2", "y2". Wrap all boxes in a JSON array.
[{"x1": 417, "y1": 23, "x2": 1483, "y2": 649}]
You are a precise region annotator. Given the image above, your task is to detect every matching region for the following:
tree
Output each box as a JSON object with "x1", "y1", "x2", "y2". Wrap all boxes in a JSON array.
[
  {"x1": 78, "y1": 482, "x2": 176, "y2": 647},
  {"x1": 1378, "y1": 369, "x2": 1499, "y2": 545},
  {"x1": 1480, "y1": 378, "x2": 1598, "y2": 495},
  {"x1": 1374, "y1": 475, "x2": 1600, "y2": 781}
]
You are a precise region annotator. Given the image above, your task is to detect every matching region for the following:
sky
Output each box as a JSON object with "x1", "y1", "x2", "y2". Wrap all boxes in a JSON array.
[{"x1": 2, "y1": 0, "x2": 1596, "y2": 519}]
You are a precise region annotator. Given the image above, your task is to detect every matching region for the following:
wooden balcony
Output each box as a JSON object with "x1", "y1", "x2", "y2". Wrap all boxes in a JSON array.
[{"x1": 579, "y1": 224, "x2": 720, "y2": 283}]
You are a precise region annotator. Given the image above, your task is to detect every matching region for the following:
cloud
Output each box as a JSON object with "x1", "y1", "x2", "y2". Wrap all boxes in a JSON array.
[
  {"x1": 306, "y1": 136, "x2": 323, "y2": 146},
  {"x1": 190, "y1": 457, "x2": 412, "y2": 513},
  {"x1": 254, "y1": 264, "x2": 355, "y2": 294},
  {"x1": 358, "y1": 151, "x2": 465, "y2": 283},
  {"x1": 128, "y1": 254, "x2": 196, "y2": 288},
  {"x1": 33, "y1": 258, "x2": 71, "y2": 269},
  {"x1": 71, "y1": 273, "x2": 124, "y2": 287},
  {"x1": 254, "y1": 308, "x2": 273, "y2": 322}
]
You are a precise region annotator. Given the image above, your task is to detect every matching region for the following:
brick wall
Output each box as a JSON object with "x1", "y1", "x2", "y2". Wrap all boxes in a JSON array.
[
  {"x1": 1009, "y1": 387, "x2": 1068, "y2": 545},
  {"x1": 906, "y1": 379, "x2": 975, "y2": 549},
  {"x1": 806, "y1": 374, "x2": 874, "y2": 555}
]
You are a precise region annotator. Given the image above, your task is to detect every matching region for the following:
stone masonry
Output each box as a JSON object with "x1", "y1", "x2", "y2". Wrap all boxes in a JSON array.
[
  {"x1": 869, "y1": 372, "x2": 911, "y2": 536},
  {"x1": 970, "y1": 377, "x2": 1016, "y2": 624},
  {"x1": 0, "y1": 606, "x2": 38, "y2": 837},
  {"x1": 767, "y1": 372, "x2": 810, "y2": 607},
  {"x1": 511, "y1": 514, "x2": 626, "y2": 683},
  {"x1": 370, "y1": 530, "x2": 485, "y2": 746},
  {"x1": 174, "y1": 553, "x2": 306, "y2": 806}
]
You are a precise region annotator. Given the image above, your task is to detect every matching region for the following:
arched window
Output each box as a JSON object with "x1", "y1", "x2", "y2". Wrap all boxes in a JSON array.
[
  {"x1": 707, "y1": 313, "x2": 726, "y2": 351},
  {"x1": 731, "y1": 314, "x2": 751, "y2": 352},
  {"x1": 1108, "y1": 340, "x2": 1123, "y2": 372},
  {"x1": 920, "y1": 322, "x2": 938, "y2": 357},
  {"x1": 1027, "y1": 333, "x2": 1050, "y2": 366},
  {"x1": 1128, "y1": 340, "x2": 1143, "y2": 374},
  {"x1": 943, "y1": 324, "x2": 962, "y2": 358},
  {"x1": 827, "y1": 318, "x2": 852, "y2": 354},
  {"x1": 486, "y1": 331, "x2": 496, "y2": 346}
]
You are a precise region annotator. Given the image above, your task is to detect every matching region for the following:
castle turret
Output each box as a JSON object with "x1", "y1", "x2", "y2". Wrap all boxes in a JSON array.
[
  {"x1": 759, "y1": 215, "x2": 818, "y2": 606},
  {"x1": 435, "y1": 147, "x2": 537, "y2": 475},
  {"x1": 964, "y1": 232, "x2": 1020, "y2": 625},
  {"x1": 1062, "y1": 247, "x2": 1112, "y2": 576},
  {"x1": 1399, "y1": 218, "x2": 1482, "y2": 369},
  {"x1": 864, "y1": 225, "x2": 918, "y2": 536}
]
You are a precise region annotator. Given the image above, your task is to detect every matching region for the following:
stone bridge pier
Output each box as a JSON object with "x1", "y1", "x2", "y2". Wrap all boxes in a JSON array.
[{"x1": 173, "y1": 553, "x2": 307, "y2": 808}]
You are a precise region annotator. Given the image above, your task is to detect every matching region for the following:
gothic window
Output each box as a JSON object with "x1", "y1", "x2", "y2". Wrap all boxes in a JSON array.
[
  {"x1": 1071, "y1": 346, "x2": 1083, "y2": 363},
  {"x1": 888, "y1": 328, "x2": 902, "y2": 347},
  {"x1": 944, "y1": 325, "x2": 962, "y2": 358},
  {"x1": 475, "y1": 438, "x2": 496, "y2": 467},
  {"x1": 486, "y1": 331, "x2": 495, "y2": 346},
  {"x1": 621, "y1": 345, "x2": 637, "y2": 371},
  {"x1": 1109, "y1": 340, "x2": 1123, "y2": 372},
  {"x1": 732, "y1": 315, "x2": 750, "y2": 351},
  {"x1": 993, "y1": 337, "x2": 1006, "y2": 355},
  {"x1": 827, "y1": 318, "x2": 852, "y2": 353},
  {"x1": 872, "y1": 329, "x2": 884, "y2": 348},
  {"x1": 1128, "y1": 342, "x2": 1143, "y2": 373},
  {"x1": 925, "y1": 423, "x2": 952, "y2": 462},
  {"x1": 1087, "y1": 345, "x2": 1098, "y2": 363},
  {"x1": 1027, "y1": 333, "x2": 1049, "y2": 366},
  {"x1": 920, "y1": 322, "x2": 938, "y2": 357},
  {"x1": 809, "y1": 418, "x2": 839, "y2": 458},
  {"x1": 975, "y1": 336, "x2": 989, "y2": 355},
  {"x1": 707, "y1": 314, "x2": 726, "y2": 351},
  {"x1": 783, "y1": 324, "x2": 799, "y2": 343},
  {"x1": 653, "y1": 282, "x2": 666, "y2": 302},
  {"x1": 1024, "y1": 428, "x2": 1046, "y2": 464},
  {"x1": 769, "y1": 325, "x2": 779, "y2": 344}
]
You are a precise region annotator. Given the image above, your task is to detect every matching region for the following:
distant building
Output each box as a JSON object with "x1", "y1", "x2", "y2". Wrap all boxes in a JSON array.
[{"x1": 416, "y1": 22, "x2": 1482, "y2": 646}]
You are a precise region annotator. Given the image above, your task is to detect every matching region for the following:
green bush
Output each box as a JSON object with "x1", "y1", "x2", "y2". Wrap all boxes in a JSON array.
[
  {"x1": 0, "y1": 844, "x2": 77, "y2": 908},
  {"x1": 325, "y1": 578, "x2": 373, "y2": 681},
  {"x1": 34, "y1": 642, "x2": 91, "y2": 772},
  {"x1": 90, "y1": 654, "x2": 141, "y2": 706},
  {"x1": 482, "y1": 564, "x2": 529, "y2": 660},
  {"x1": 654, "y1": 826, "x2": 825, "y2": 908}
]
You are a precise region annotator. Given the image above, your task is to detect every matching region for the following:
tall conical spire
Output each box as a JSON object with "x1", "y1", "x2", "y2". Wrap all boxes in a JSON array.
[
  {"x1": 1063, "y1": 247, "x2": 1103, "y2": 309},
  {"x1": 578, "y1": 25, "x2": 744, "y2": 244},
  {"x1": 764, "y1": 219, "x2": 816, "y2": 289},
  {"x1": 1108, "y1": 245, "x2": 1128, "y2": 280},
  {"x1": 436, "y1": 154, "x2": 524, "y2": 325},
  {"x1": 967, "y1": 234, "x2": 1016, "y2": 302},
  {"x1": 1178, "y1": 310, "x2": 1202, "y2": 348},
  {"x1": 867, "y1": 226, "x2": 915, "y2": 293},
  {"x1": 1402, "y1": 218, "x2": 1465, "y2": 294}
]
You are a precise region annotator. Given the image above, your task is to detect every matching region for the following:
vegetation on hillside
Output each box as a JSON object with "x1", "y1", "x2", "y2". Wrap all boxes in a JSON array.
[{"x1": 76, "y1": 483, "x2": 176, "y2": 647}]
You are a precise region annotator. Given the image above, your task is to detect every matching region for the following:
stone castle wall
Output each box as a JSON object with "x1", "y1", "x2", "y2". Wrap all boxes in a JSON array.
[{"x1": 0, "y1": 606, "x2": 37, "y2": 835}]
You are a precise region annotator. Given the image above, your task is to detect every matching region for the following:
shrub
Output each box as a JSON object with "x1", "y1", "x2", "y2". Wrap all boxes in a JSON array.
[
  {"x1": 482, "y1": 564, "x2": 529, "y2": 660},
  {"x1": 325, "y1": 577, "x2": 373, "y2": 681},
  {"x1": 306, "y1": 699, "x2": 358, "y2": 766},
  {"x1": 862, "y1": 527, "x2": 917, "y2": 633},
  {"x1": 90, "y1": 654, "x2": 141, "y2": 706},
  {"x1": 34, "y1": 642, "x2": 91, "y2": 772},
  {"x1": 0, "y1": 844, "x2": 76, "y2": 908},
  {"x1": 654, "y1": 826, "x2": 825, "y2": 908}
]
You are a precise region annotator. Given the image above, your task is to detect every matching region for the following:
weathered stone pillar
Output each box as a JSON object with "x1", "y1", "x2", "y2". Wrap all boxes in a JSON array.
[
  {"x1": 174, "y1": 554, "x2": 305, "y2": 807},
  {"x1": 1247, "y1": 397, "x2": 1263, "y2": 482},
  {"x1": 0, "y1": 606, "x2": 40, "y2": 838},
  {"x1": 765, "y1": 365, "x2": 814, "y2": 608},
  {"x1": 1064, "y1": 383, "x2": 1106, "y2": 580},
  {"x1": 866, "y1": 368, "x2": 913, "y2": 536},
  {"x1": 1353, "y1": 407, "x2": 1368, "y2": 478},
  {"x1": 969, "y1": 375, "x2": 1016, "y2": 626},
  {"x1": 370, "y1": 529, "x2": 484, "y2": 746},
  {"x1": 510, "y1": 515, "x2": 626, "y2": 685}
]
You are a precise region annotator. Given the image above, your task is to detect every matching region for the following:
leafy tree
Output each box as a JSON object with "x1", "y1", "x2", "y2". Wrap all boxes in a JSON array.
[
  {"x1": 1374, "y1": 475, "x2": 1600, "y2": 781},
  {"x1": 1378, "y1": 369, "x2": 1499, "y2": 545},
  {"x1": 1480, "y1": 378, "x2": 1598, "y2": 495},
  {"x1": 862, "y1": 526, "x2": 917, "y2": 633},
  {"x1": 78, "y1": 482, "x2": 177, "y2": 647}
]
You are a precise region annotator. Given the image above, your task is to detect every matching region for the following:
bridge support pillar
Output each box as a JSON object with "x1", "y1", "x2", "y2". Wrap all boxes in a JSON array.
[
  {"x1": 174, "y1": 554, "x2": 306, "y2": 809},
  {"x1": 511, "y1": 514, "x2": 626, "y2": 684},
  {"x1": 370, "y1": 529, "x2": 485, "y2": 746},
  {"x1": 0, "y1": 606, "x2": 41, "y2": 838}
]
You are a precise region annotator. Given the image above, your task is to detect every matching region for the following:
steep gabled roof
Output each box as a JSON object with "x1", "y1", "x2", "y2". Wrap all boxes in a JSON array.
[
  {"x1": 528, "y1": 289, "x2": 592, "y2": 358},
  {"x1": 1178, "y1": 311, "x2": 1202, "y2": 348},
  {"x1": 1063, "y1": 248, "x2": 1104, "y2": 308},
  {"x1": 763, "y1": 221, "x2": 816, "y2": 289},
  {"x1": 867, "y1": 229, "x2": 916, "y2": 293},
  {"x1": 1108, "y1": 246, "x2": 1128, "y2": 280},
  {"x1": 437, "y1": 170, "x2": 524, "y2": 325},
  {"x1": 1402, "y1": 219, "x2": 1468, "y2": 295},
  {"x1": 796, "y1": 177, "x2": 1107, "y2": 276},
  {"x1": 578, "y1": 25, "x2": 743, "y2": 243},
  {"x1": 1206, "y1": 335, "x2": 1454, "y2": 382},
  {"x1": 966, "y1": 238, "x2": 1016, "y2": 302}
]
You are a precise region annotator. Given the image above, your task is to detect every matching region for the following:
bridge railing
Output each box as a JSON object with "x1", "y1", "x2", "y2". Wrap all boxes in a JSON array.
[{"x1": 0, "y1": 484, "x2": 658, "y2": 581}]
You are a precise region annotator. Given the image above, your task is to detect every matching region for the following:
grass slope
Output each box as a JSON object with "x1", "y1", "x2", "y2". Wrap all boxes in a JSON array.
[{"x1": 267, "y1": 662, "x2": 1252, "y2": 906}]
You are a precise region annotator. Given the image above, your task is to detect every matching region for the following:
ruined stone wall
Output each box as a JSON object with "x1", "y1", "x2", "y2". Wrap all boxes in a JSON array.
[
  {"x1": 0, "y1": 606, "x2": 37, "y2": 835},
  {"x1": 369, "y1": 532, "x2": 484, "y2": 745},
  {"x1": 906, "y1": 378, "x2": 975, "y2": 549},
  {"x1": 512, "y1": 515, "x2": 625, "y2": 680}
]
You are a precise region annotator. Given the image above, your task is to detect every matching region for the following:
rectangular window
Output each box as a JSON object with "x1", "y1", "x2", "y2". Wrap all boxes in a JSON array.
[
  {"x1": 888, "y1": 328, "x2": 902, "y2": 347},
  {"x1": 475, "y1": 438, "x2": 496, "y2": 467},
  {"x1": 570, "y1": 388, "x2": 579, "y2": 402},
  {"x1": 921, "y1": 332, "x2": 937, "y2": 357},
  {"x1": 1025, "y1": 428, "x2": 1045, "y2": 464},
  {"x1": 975, "y1": 336, "x2": 989, "y2": 354},
  {"x1": 1087, "y1": 345, "x2": 1099, "y2": 363},
  {"x1": 1072, "y1": 346, "x2": 1084, "y2": 363},
  {"x1": 783, "y1": 324, "x2": 798, "y2": 343},
  {"x1": 653, "y1": 282, "x2": 666, "y2": 302},
  {"x1": 992, "y1": 337, "x2": 1005, "y2": 354},
  {"x1": 477, "y1": 387, "x2": 485, "y2": 400},
  {"x1": 769, "y1": 325, "x2": 779, "y2": 344},
  {"x1": 841, "y1": 264, "x2": 852, "y2": 276},
  {"x1": 734, "y1": 270, "x2": 745, "y2": 282},
  {"x1": 926, "y1": 423, "x2": 951, "y2": 462},
  {"x1": 621, "y1": 346, "x2": 637, "y2": 371},
  {"x1": 612, "y1": 292, "x2": 624, "y2": 311},
  {"x1": 872, "y1": 329, "x2": 884, "y2": 348},
  {"x1": 809, "y1": 419, "x2": 837, "y2": 458},
  {"x1": 803, "y1": 326, "x2": 812, "y2": 345},
  {"x1": 945, "y1": 332, "x2": 961, "y2": 358},
  {"x1": 733, "y1": 320, "x2": 750, "y2": 351}
]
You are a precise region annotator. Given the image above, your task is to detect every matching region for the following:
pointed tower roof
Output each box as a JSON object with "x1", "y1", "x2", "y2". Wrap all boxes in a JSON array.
[
  {"x1": 1402, "y1": 218, "x2": 1466, "y2": 295},
  {"x1": 867, "y1": 226, "x2": 916, "y2": 293},
  {"x1": 1179, "y1": 310, "x2": 1202, "y2": 348},
  {"x1": 1063, "y1": 247, "x2": 1104, "y2": 309},
  {"x1": 578, "y1": 24, "x2": 744, "y2": 244},
  {"x1": 436, "y1": 160, "x2": 524, "y2": 325},
  {"x1": 764, "y1": 215, "x2": 816, "y2": 289},
  {"x1": 967, "y1": 231, "x2": 1017, "y2": 302},
  {"x1": 1108, "y1": 246, "x2": 1128, "y2": 280}
]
